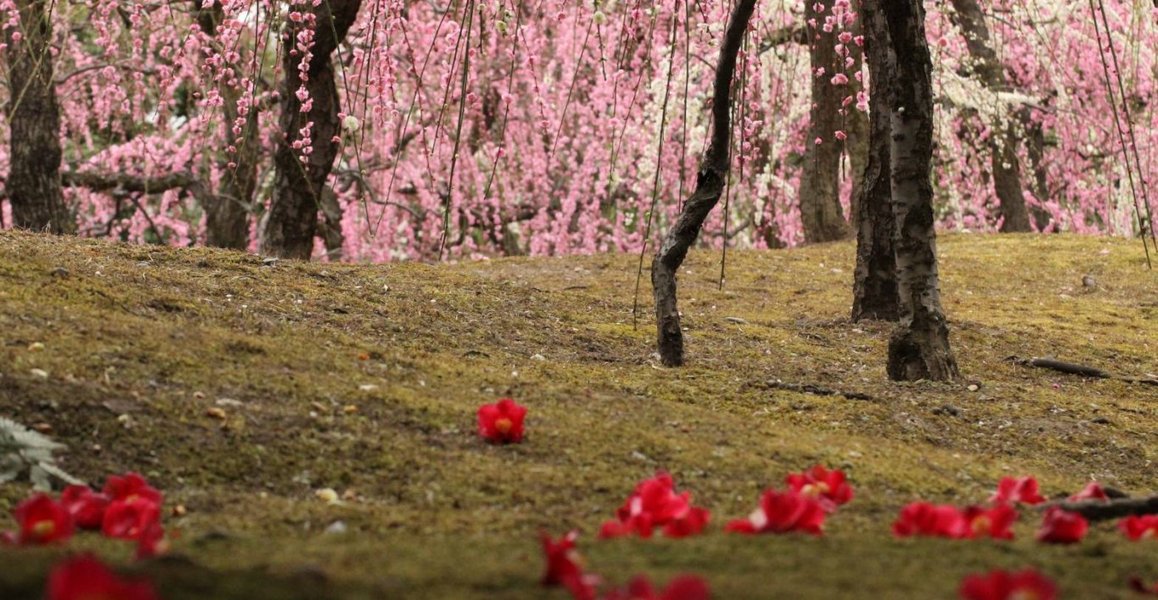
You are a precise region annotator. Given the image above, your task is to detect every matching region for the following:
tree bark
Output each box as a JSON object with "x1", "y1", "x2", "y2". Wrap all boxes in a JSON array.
[
  {"x1": 798, "y1": 1, "x2": 851, "y2": 244},
  {"x1": 851, "y1": 0, "x2": 900, "y2": 322},
  {"x1": 651, "y1": 0, "x2": 755, "y2": 367},
  {"x1": 262, "y1": 0, "x2": 362, "y2": 259},
  {"x1": 880, "y1": 0, "x2": 958, "y2": 381},
  {"x1": 947, "y1": 0, "x2": 1031, "y2": 232},
  {"x1": 4, "y1": 0, "x2": 72, "y2": 234},
  {"x1": 196, "y1": 0, "x2": 258, "y2": 250},
  {"x1": 845, "y1": 0, "x2": 869, "y2": 228}
]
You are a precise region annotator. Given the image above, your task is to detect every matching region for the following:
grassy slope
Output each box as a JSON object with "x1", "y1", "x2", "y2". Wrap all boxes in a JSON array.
[{"x1": 0, "y1": 230, "x2": 1155, "y2": 599}]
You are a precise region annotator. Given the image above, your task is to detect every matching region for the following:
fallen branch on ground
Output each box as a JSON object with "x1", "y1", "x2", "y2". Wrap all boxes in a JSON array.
[
  {"x1": 1007, "y1": 355, "x2": 1158, "y2": 386},
  {"x1": 1040, "y1": 494, "x2": 1158, "y2": 521},
  {"x1": 753, "y1": 380, "x2": 876, "y2": 402}
]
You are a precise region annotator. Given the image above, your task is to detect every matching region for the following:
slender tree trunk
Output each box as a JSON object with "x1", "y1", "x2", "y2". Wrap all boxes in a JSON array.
[
  {"x1": 196, "y1": 1, "x2": 258, "y2": 250},
  {"x1": 652, "y1": 0, "x2": 754, "y2": 367},
  {"x1": 947, "y1": 0, "x2": 1031, "y2": 232},
  {"x1": 262, "y1": 0, "x2": 362, "y2": 259},
  {"x1": 1021, "y1": 106, "x2": 1053, "y2": 230},
  {"x1": 845, "y1": 0, "x2": 869, "y2": 227},
  {"x1": 4, "y1": 0, "x2": 71, "y2": 234},
  {"x1": 851, "y1": 0, "x2": 900, "y2": 322},
  {"x1": 880, "y1": 0, "x2": 958, "y2": 381},
  {"x1": 798, "y1": 0, "x2": 850, "y2": 244}
]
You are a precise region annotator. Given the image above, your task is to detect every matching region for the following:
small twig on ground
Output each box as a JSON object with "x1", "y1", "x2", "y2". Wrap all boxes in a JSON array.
[
  {"x1": 1007, "y1": 355, "x2": 1158, "y2": 386},
  {"x1": 753, "y1": 380, "x2": 876, "y2": 402},
  {"x1": 1040, "y1": 494, "x2": 1158, "y2": 521}
]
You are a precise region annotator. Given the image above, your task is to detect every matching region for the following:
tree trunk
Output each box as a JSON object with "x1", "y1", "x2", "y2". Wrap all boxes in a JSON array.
[
  {"x1": 1021, "y1": 106, "x2": 1053, "y2": 230},
  {"x1": 4, "y1": 0, "x2": 71, "y2": 234},
  {"x1": 652, "y1": 0, "x2": 754, "y2": 367},
  {"x1": 798, "y1": 0, "x2": 851, "y2": 244},
  {"x1": 947, "y1": 0, "x2": 1031, "y2": 232},
  {"x1": 880, "y1": 0, "x2": 958, "y2": 381},
  {"x1": 262, "y1": 0, "x2": 362, "y2": 259},
  {"x1": 196, "y1": 1, "x2": 258, "y2": 250},
  {"x1": 845, "y1": 0, "x2": 869, "y2": 227},
  {"x1": 851, "y1": 0, "x2": 900, "y2": 322}
]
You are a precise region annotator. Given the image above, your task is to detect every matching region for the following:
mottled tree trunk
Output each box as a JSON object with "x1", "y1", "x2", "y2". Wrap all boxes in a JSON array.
[
  {"x1": 798, "y1": 0, "x2": 850, "y2": 243},
  {"x1": 1021, "y1": 107, "x2": 1053, "y2": 230},
  {"x1": 851, "y1": 0, "x2": 900, "y2": 322},
  {"x1": 4, "y1": 0, "x2": 71, "y2": 234},
  {"x1": 652, "y1": 0, "x2": 754, "y2": 367},
  {"x1": 948, "y1": 0, "x2": 1031, "y2": 232},
  {"x1": 262, "y1": 0, "x2": 362, "y2": 259},
  {"x1": 845, "y1": 0, "x2": 869, "y2": 227},
  {"x1": 881, "y1": 0, "x2": 958, "y2": 381},
  {"x1": 196, "y1": 1, "x2": 259, "y2": 249}
]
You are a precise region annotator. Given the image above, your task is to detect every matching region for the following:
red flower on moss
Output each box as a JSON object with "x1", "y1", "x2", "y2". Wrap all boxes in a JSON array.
[
  {"x1": 599, "y1": 473, "x2": 710, "y2": 539},
  {"x1": 892, "y1": 502, "x2": 969, "y2": 539},
  {"x1": 963, "y1": 504, "x2": 1018, "y2": 540},
  {"x1": 1129, "y1": 578, "x2": 1158, "y2": 596},
  {"x1": 602, "y1": 575, "x2": 711, "y2": 600},
  {"x1": 541, "y1": 530, "x2": 583, "y2": 587},
  {"x1": 725, "y1": 489, "x2": 825, "y2": 536},
  {"x1": 958, "y1": 569, "x2": 1057, "y2": 600},
  {"x1": 102, "y1": 472, "x2": 163, "y2": 505},
  {"x1": 1119, "y1": 515, "x2": 1158, "y2": 541},
  {"x1": 8, "y1": 493, "x2": 73, "y2": 545},
  {"x1": 477, "y1": 398, "x2": 527, "y2": 444},
  {"x1": 135, "y1": 522, "x2": 169, "y2": 560},
  {"x1": 60, "y1": 485, "x2": 111, "y2": 531},
  {"x1": 989, "y1": 476, "x2": 1046, "y2": 506},
  {"x1": 785, "y1": 465, "x2": 853, "y2": 512},
  {"x1": 102, "y1": 497, "x2": 162, "y2": 541},
  {"x1": 45, "y1": 554, "x2": 158, "y2": 600},
  {"x1": 1035, "y1": 507, "x2": 1087, "y2": 544},
  {"x1": 1068, "y1": 482, "x2": 1109, "y2": 502}
]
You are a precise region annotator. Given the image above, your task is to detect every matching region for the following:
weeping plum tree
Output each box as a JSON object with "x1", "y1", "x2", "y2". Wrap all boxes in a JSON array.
[
  {"x1": 879, "y1": 0, "x2": 958, "y2": 381},
  {"x1": 262, "y1": 0, "x2": 363, "y2": 260},
  {"x1": 651, "y1": 0, "x2": 755, "y2": 367},
  {"x1": 4, "y1": 0, "x2": 71, "y2": 234}
]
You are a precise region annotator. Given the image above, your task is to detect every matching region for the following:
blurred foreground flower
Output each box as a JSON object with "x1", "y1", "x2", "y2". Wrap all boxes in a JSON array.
[
  {"x1": 989, "y1": 476, "x2": 1046, "y2": 505},
  {"x1": 477, "y1": 398, "x2": 527, "y2": 444},
  {"x1": 4, "y1": 493, "x2": 73, "y2": 545},
  {"x1": 725, "y1": 489, "x2": 825, "y2": 535},
  {"x1": 46, "y1": 554, "x2": 158, "y2": 600},
  {"x1": 601, "y1": 574, "x2": 711, "y2": 600},
  {"x1": 785, "y1": 465, "x2": 853, "y2": 512},
  {"x1": 1035, "y1": 507, "x2": 1087, "y2": 544},
  {"x1": 958, "y1": 569, "x2": 1057, "y2": 600},
  {"x1": 599, "y1": 472, "x2": 709, "y2": 539}
]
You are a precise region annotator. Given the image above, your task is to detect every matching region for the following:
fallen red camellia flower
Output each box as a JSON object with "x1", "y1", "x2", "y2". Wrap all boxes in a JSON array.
[
  {"x1": 601, "y1": 574, "x2": 711, "y2": 600},
  {"x1": 958, "y1": 568, "x2": 1057, "y2": 600},
  {"x1": 45, "y1": 554, "x2": 159, "y2": 600},
  {"x1": 102, "y1": 472, "x2": 163, "y2": 505},
  {"x1": 785, "y1": 465, "x2": 853, "y2": 512},
  {"x1": 102, "y1": 497, "x2": 162, "y2": 541},
  {"x1": 1036, "y1": 507, "x2": 1088, "y2": 544},
  {"x1": 135, "y1": 522, "x2": 169, "y2": 560},
  {"x1": 1119, "y1": 515, "x2": 1158, "y2": 540},
  {"x1": 1129, "y1": 577, "x2": 1158, "y2": 596},
  {"x1": 963, "y1": 504, "x2": 1018, "y2": 540},
  {"x1": 60, "y1": 485, "x2": 111, "y2": 531},
  {"x1": 892, "y1": 502, "x2": 969, "y2": 539},
  {"x1": 989, "y1": 476, "x2": 1046, "y2": 506},
  {"x1": 477, "y1": 398, "x2": 527, "y2": 444},
  {"x1": 7, "y1": 493, "x2": 74, "y2": 546},
  {"x1": 541, "y1": 530, "x2": 585, "y2": 587},
  {"x1": 1068, "y1": 481, "x2": 1110, "y2": 502},
  {"x1": 725, "y1": 489, "x2": 825, "y2": 536},
  {"x1": 599, "y1": 473, "x2": 710, "y2": 539}
]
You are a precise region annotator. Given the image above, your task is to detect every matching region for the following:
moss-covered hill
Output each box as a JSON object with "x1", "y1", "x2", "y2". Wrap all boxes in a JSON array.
[{"x1": 0, "y1": 230, "x2": 1155, "y2": 599}]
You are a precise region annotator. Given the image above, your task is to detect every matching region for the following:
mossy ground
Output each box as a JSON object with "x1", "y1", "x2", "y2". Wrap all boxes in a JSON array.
[{"x1": 0, "y1": 230, "x2": 1155, "y2": 598}]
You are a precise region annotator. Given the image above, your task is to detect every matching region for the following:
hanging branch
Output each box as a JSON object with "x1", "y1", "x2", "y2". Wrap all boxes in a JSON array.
[{"x1": 650, "y1": 0, "x2": 756, "y2": 367}]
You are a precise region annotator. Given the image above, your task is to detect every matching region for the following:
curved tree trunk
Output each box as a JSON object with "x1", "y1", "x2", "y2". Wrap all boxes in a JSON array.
[
  {"x1": 798, "y1": 0, "x2": 851, "y2": 244},
  {"x1": 4, "y1": 0, "x2": 71, "y2": 234},
  {"x1": 851, "y1": 0, "x2": 900, "y2": 322},
  {"x1": 262, "y1": 0, "x2": 362, "y2": 259},
  {"x1": 651, "y1": 0, "x2": 755, "y2": 367},
  {"x1": 947, "y1": 0, "x2": 1031, "y2": 232},
  {"x1": 196, "y1": 1, "x2": 259, "y2": 250},
  {"x1": 880, "y1": 0, "x2": 958, "y2": 381}
]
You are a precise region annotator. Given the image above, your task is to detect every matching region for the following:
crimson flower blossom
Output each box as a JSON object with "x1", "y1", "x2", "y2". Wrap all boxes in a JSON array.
[
  {"x1": 135, "y1": 522, "x2": 168, "y2": 560},
  {"x1": 958, "y1": 569, "x2": 1057, "y2": 600},
  {"x1": 989, "y1": 476, "x2": 1046, "y2": 505},
  {"x1": 601, "y1": 575, "x2": 711, "y2": 600},
  {"x1": 7, "y1": 493, "x2": 74, "y2": 545},
  {"x1": 962, "y1": 504, "x2": 1018, "y2": 540},
  {"x1": 541, "y1": 530, "x2": 584, "y2": 587},
  {"x1": 785, "y1": 465, "x2": 853, "y2": 513},
  {"x1": 477, "y1": 398, "x2": 527, "y2": 444},
  {"x1": 892, "y1": 502, "x2": 969, "y2": 539},
  {"x1": 102, "y1": 497, "x2": 162, "y2": 541},
  {"x1": 102, "y1": 472, "x2": 163, "y2": 505},
  {"x1": 599, "y1": 473, "x2": 710, "y2": 539},
  {"x1": 45, "y1": 554, "x2": 159, "y2": 600},
  {"x1": 1119, "y1": 515, "x2": 1158, "y2": 540},
  {"x1": 725, "y1": 489, "x2": 826, "y2": 536},
  {"x1": 1067, "y1": 482, "x2": 1109, "y2": 502},
  {"x1": 1035, "y1": 507, "x2": 1087, "y2": 544},
  {"x1": 60, "y1": 485, "x2": 111, "y2": 530}
]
